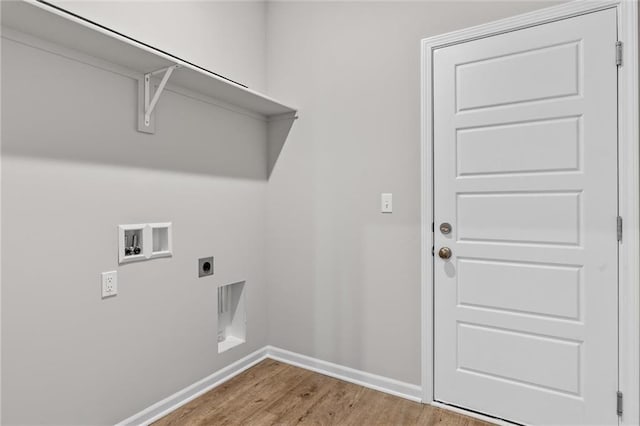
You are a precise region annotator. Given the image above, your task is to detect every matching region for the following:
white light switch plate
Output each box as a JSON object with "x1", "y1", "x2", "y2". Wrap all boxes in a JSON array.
[
  {"x1": 101, "y1": 271, "x2": 118, "y2": 298},
  {"x1": 381, "y1": 193, "x2": 393, "y2": 213}
]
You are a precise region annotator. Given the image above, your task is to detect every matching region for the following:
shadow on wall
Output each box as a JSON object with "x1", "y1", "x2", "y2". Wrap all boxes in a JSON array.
[
  {"x1": 267, "y1": 114, "x2": 297, "y2": 178},
  {"x1": 1, "y1": 37, "x2": 294, "y2": 180}
]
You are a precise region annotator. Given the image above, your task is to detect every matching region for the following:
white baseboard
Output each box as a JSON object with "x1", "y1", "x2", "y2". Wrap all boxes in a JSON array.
[
  {"x1": 115, "y1": 345, "x2": 423, "y2": 425},
  {"x1": 265, "y1": 346, "x2": 423, "y2": 403},
  {"x1": 115, "y1": 347, "x2": 269, "y2": 426}
]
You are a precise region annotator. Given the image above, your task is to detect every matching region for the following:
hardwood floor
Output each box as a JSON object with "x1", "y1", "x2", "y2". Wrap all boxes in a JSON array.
[{"x1": 154, "y1": 359, "x2": 494, "y2": 426}]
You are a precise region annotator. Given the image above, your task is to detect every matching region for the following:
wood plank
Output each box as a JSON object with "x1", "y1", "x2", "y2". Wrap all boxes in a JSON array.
[
  {"x1": 293, "y1": 377, "x2": 366, "y2": 424},
  {"x1": 214, "y1": 362, "x2": 314, "y2": 425},
  {"x1": 154, "y1": 359, "x2": 290, "y2": 426},
  {"x1": 417, "y1": 406, "x2": 494, "y2": 426},
  {"x1": 341, "y1": 388, "x2": 424, "y2": 425},
  {"x1": 262, "y1": 372, "x2": 336, "y2": 423},
  {"x1": 153, "y1": 360, "x2": 495, "y2": 426}
]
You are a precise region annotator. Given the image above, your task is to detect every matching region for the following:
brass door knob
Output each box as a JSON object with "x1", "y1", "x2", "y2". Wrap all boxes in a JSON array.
[{"x1": 438, "y1": 247, "x2": 452, "y2": 259}]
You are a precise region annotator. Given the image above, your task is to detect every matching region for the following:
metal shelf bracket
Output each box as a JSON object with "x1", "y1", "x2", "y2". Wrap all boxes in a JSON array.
[{"x1": 138, "y1": 64, "x2": 180, "y2": 133}]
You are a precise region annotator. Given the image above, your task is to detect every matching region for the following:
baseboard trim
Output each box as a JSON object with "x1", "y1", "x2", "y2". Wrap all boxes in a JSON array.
[
  {"x1": 266, "y1": 346, "x2": 423, "y2": 403},
  {"x1": 115, "y1": 347, "x2": 269, "y2": 426},
  {"x1": 115, "y1": 345, "x2": 423, "y2": 425}
]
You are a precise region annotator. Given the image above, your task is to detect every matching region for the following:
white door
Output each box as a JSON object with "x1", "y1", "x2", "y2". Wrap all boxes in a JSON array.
[{"x1": 433, "y1": 9, "x2": 618, "y2": 425}]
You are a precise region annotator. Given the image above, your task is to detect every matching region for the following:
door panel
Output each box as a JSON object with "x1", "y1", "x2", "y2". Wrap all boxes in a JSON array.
[
  {"x1": 456, "y1": 117, "x2": 580, "y2": 176},
  {"x1": 456, "y1": 41, "x2": 580, "y2": 112},
  {"x1": 433, "y1": 9, "x2": 618, "y2": 425},
  {"x1": 457, "y1": 192, "x2": 581, "y2": 245},
  {"x1": 457, "y1": 258, "x2": 581, "y2": 320},
  {"x1": 457, "y1": 323, "x2": 581, "y2": 395}
]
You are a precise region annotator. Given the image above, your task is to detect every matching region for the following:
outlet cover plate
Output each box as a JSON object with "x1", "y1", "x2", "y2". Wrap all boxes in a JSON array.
[
  {"x1": 199, "y1": 257, "x2": 214, "y2": 277},
  {"x1": 381, "y1": 193, "x2": 393, "y2": 213},
  {"x1": 101, "y1": 271, "x2": 118, "y2": 298}
]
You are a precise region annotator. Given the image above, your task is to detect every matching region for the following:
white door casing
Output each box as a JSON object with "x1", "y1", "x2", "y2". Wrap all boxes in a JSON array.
[{"x1": 431, "y1": 8, "x2": 618, "y2": 426}]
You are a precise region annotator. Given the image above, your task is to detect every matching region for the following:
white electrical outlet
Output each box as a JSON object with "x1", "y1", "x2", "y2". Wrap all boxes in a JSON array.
[{"x1": 101, "y1": 271, "x2": 118, "y2": 298}]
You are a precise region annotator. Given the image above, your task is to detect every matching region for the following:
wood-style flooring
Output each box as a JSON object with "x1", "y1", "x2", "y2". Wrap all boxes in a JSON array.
[{"x1": 154, "y1": 359, "x2": 494, "y2": 426}]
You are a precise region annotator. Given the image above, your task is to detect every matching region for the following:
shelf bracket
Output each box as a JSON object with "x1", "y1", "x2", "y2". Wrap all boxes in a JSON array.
[{"x1": 138, "y1": 64, "x2": 180, "y2": 133}]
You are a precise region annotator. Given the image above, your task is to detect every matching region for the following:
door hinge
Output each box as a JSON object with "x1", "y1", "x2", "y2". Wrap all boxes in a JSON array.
[
  {"x1": 432, "y1": 246, "x2": 435, "y2": 257},
  {"x1": 617, "y1": 391, "x2": 623, "y2": 416},
  {"x1": 616, "y1": 41, "x2": 623, "y2": 67},
  {"x1": 617, "y1": 216, "x2": 623, "y2": 242}
]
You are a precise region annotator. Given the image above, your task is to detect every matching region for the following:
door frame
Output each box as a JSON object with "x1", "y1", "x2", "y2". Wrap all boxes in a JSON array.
[{"x1": 420, "y1": 1, "x2": 639, "y2": 424}]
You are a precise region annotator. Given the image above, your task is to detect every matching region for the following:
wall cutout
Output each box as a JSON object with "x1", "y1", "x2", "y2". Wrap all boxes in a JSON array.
[
  {"x1": 150, "y1": 223, "x2": 173, "y2": 259},
  {"x1": 218, "y1": 281, "x2": 246, "y2": 353},
  {"x1": 118, "y1": 223, "x2": 173, "y2": 263},
  {"x1": 118, "y1": 224, "x2": 146, "y2": 263}
]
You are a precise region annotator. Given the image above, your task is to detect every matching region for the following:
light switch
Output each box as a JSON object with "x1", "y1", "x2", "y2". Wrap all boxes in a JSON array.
[{"x1": 381, "y1": 193, "x2": 392, "y2": 213}]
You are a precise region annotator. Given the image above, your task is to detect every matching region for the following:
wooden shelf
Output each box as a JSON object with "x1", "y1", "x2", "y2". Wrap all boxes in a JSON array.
[{"x1": 1, "y1": 0, "x2": 297, "y2": 119}]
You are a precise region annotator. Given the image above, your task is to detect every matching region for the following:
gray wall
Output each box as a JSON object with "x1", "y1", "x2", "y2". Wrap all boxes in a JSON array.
[
  {"x1": 265, "y1": 0, "x2": 561, "y2": 385},
  {"x1": 1, "y1": 1, "x2": 563, "y2": 424},
  {"x1": 54, "y1": 0, "x2": 268, "y2": 92},
  {"x1": 1, "y1": 2, "x2": 269, "y2": 425}
]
